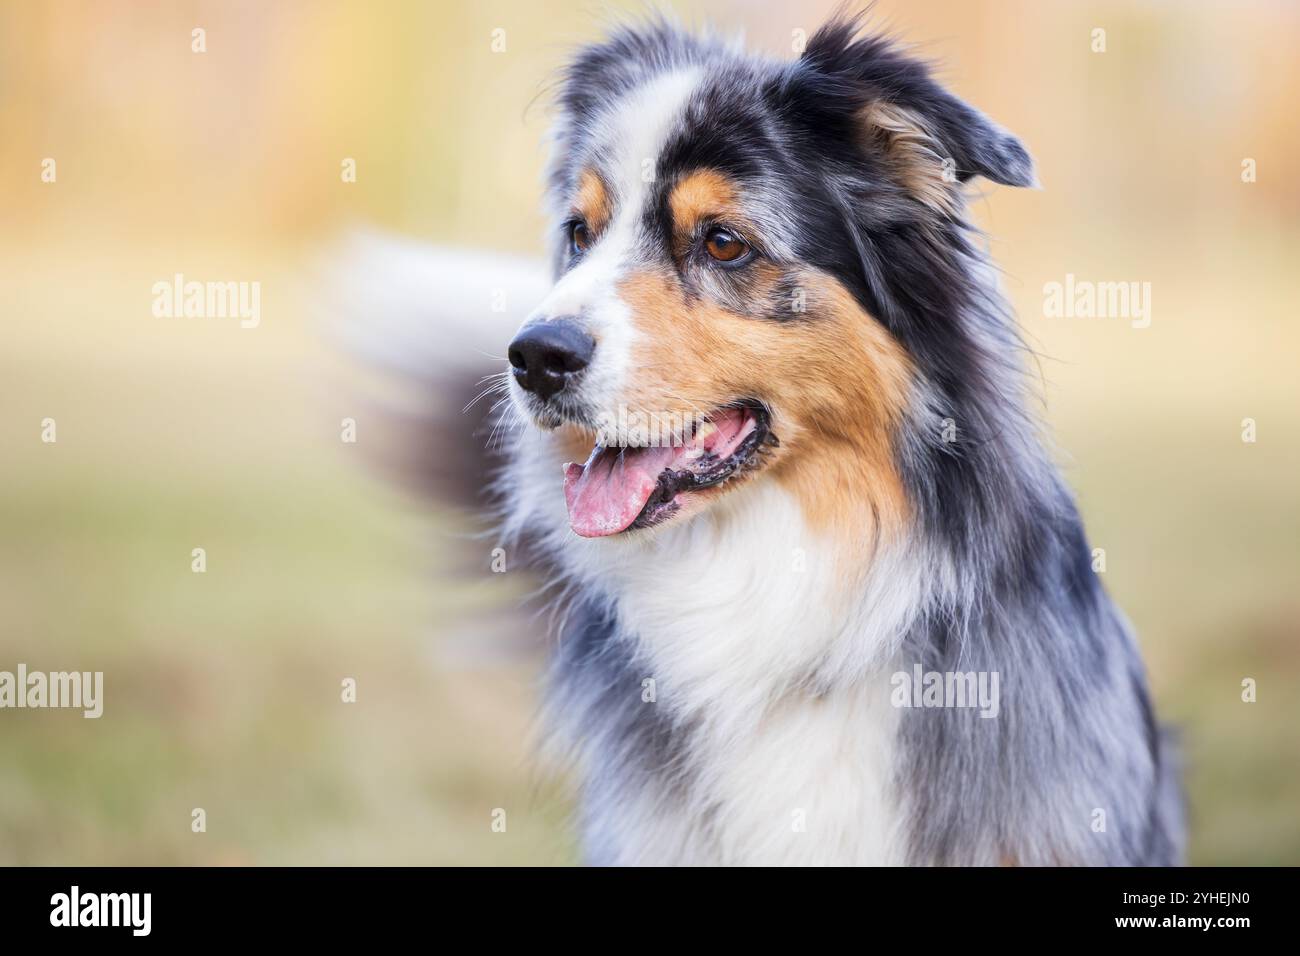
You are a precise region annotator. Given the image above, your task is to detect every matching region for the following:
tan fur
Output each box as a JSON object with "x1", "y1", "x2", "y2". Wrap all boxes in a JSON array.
[
  {"x1": 616, "y1": 267, "x2": 913, "y2": 550},
  {"x1": 667, "y1": 169, "x2": 748, "y2": 244},
  {"x1": 862, "y1": 101, "x2": 960, "y2": 216},
  {"x1": 573, "y1": 168, "x2": 612, "y2": 234}
]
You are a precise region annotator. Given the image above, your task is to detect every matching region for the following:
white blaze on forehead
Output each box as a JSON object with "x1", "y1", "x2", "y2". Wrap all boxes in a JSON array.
[
  {"x1": 602, "y1": 67, "x2": 703, "y2": 211},
  {"x1": 526, "y1": 68, "x2": 703, "y2": 412}
]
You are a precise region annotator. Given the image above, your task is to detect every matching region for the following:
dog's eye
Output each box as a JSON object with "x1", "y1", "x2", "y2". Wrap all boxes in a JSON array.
[
  {"x1": 703, "y1": 227, "x2": 749, "y2": 263},
  {"x1": 568, "y1": 220, "x2": 592, "y2": 256}
]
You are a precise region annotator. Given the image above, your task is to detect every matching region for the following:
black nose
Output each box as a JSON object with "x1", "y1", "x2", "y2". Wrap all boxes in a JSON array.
[{"x1": 507, "y1": 319, "x2": 595, "y2": 401}]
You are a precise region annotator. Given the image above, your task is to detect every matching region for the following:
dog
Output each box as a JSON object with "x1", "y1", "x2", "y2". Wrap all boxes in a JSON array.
[{"x1": 340, "y1": 12, "x2": 1185, "y2": 865}]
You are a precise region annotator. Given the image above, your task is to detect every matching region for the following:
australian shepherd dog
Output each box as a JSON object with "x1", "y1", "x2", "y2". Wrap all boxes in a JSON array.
[{"x1": 347, "y1": 12, "x2": 1185, "y2": 865}]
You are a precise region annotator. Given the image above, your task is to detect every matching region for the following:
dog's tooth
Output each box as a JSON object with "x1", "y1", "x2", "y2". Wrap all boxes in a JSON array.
[{"x1": 694, "y1": 421, "x2": 717, "y2": 445}]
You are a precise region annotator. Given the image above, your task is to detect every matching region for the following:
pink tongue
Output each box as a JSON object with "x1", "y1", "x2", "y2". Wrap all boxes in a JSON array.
[
  {"x1": 564, "y1": 445, "x2": 677, "y2": 538},
  {"x1": 561, "y1": 407, "x2": 755, "y2": 538}
]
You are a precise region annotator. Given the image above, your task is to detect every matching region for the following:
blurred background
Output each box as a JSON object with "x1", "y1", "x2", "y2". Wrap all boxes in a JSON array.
[{"x1": 1, "y1": 0, "x2": 1297, "y2": 865}]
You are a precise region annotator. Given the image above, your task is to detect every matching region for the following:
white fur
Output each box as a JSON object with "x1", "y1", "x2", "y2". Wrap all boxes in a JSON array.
[{"x1": 507, "y1": 421, "x2": 922, "y2": 864}]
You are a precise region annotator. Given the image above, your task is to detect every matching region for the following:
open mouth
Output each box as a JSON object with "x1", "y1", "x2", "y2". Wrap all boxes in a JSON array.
[{"x1": 561, "y1": 402, "x2": 775, "y2": 538}]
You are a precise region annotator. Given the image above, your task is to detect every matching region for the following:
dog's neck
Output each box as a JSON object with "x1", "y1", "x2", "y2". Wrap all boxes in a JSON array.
[
  {"x1": 533, "y1": 469, "x2": 923, "y2": 720},
  {"x1": 532, "y1": 473, "x2": 917, "y2": 863}
]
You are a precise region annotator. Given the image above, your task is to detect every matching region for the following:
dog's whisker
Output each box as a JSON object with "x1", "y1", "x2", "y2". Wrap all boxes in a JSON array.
[{"x1": 463, "y1": 379, "x2": 511, "y2": 414}]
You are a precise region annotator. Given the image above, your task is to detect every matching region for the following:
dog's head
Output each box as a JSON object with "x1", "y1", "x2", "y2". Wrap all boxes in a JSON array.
[{"x1": 507, "y1": 15, "x2": 1035, "y2": 540}]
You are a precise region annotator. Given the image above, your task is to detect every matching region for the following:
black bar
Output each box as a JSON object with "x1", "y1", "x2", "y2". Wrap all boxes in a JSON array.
[{"x1": 0, "y1": 866, "x2": 1286, "y2": 941}]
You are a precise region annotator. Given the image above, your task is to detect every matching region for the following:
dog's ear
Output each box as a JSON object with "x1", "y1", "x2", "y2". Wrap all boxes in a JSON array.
[
  {"x1": 858, "y1": 97, "x2": 1035, "y2": 193},
  {"x1": 798, "y1": 15, "x2": 1035, "y2": 208}
]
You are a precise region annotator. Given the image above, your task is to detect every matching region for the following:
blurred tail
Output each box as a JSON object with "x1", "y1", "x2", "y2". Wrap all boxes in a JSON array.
[{"x1": 312, "y1": 230, "x2": 550, "y2": 510}]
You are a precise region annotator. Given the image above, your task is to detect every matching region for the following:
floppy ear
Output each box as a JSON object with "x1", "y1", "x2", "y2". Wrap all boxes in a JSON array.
[
  {"x1": 859, "y1": 99, "x2": 1034, "y2": 216},
  {"x1": 861, "y1": 94, "x2": 1035, "y2": 191},
  {"x1": 800, "y1": 15, "x2": 1035, "y2": 210}
]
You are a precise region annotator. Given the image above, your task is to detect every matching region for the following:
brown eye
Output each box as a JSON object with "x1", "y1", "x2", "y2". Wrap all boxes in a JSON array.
[
  {"x1": 569, "y1": 220, "x2": 591, "y2": 256},
  {"x1": 704, "y1": 227, "x2": 749, "y2": 263}
]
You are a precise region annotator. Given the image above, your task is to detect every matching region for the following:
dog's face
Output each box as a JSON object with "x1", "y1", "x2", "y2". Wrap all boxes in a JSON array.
[{"x1": 507, "y1": 18, "x2": 1034, "y2": 539}]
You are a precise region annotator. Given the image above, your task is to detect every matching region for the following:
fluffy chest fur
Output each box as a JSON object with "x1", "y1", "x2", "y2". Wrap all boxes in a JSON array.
[{"x1": 511, "y1": 433, "x2": 918, "y2": 864}]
